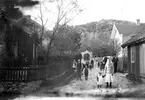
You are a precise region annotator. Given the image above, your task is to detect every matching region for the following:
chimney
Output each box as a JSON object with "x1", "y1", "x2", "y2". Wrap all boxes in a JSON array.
[{"x1": 136, "y1": 19, "x2": 140, "y2": 25}]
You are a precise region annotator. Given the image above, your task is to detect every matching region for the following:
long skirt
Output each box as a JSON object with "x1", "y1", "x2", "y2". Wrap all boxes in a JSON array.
[{"x1": 105, "y1": 73, "x2": 113, "y2": 83}]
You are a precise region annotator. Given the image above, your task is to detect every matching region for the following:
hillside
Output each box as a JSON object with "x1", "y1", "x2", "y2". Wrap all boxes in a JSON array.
[
  {"x1": 74, "y1": 19, "x2": 136, "y2": 43},
  {"x1": 75, "y1": 19, "x2": 136, "y2": 33}
]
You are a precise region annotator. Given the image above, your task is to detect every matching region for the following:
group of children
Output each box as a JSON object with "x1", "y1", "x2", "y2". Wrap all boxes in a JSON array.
[{"x1": 72, "y1": 59, "x2": 90, "y2": 80}]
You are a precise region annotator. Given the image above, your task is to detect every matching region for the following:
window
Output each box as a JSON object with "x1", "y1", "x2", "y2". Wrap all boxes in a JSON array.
[{"x1": 131, "y1": 46, "x2": 136, "y2": 63}]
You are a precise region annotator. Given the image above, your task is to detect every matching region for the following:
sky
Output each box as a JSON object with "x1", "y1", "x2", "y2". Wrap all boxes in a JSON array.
[{"x1": 22, "y1": 0, "x2": 145, "y2": 30}]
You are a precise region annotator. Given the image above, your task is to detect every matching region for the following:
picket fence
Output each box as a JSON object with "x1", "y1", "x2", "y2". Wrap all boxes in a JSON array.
[{"x1": 0, "y1": 65, "x2": 48, "y2": 82}]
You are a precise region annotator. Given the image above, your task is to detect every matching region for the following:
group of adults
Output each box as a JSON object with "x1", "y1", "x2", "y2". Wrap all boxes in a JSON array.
[
  {"x1": 98, "y1": 54, "x2": 118, "y2": 73},
  {"x1": 72, "y1": 58, "x2": 94, "y2": 80},
  {"x1": 72, "y1": 53, "x2": 119, "y2": 88}
]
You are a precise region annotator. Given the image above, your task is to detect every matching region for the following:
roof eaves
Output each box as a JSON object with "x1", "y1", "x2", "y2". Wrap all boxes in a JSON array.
[
  {"x1": 121, "y1": 40, "x2": 130, "y2": 48},
  {"x1": 122, "y1": 36, "x2": 145, "y2": 48}
]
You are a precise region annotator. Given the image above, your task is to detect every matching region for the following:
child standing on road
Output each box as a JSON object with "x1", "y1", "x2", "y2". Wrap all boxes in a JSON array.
[{"x1": 97, "y1": 72, "x2": 105, "y2": 88}]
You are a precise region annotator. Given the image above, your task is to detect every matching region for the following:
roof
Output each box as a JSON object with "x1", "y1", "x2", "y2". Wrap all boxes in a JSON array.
[
  {"x1": 1, "y1": 12, "x2": 38, "y2": 35},
  {"x1": 3, "y1": 15, "x2": 44, "y2": 44},
  {"x1": 15, "y1": 16, "x2": 44, "y2": 36},
  {"x1": 122, "y1": 24, "x2": 145, "y2": 48},
  {"x1": 116, "y1": 24, "x2": 141, "y2": 36}
]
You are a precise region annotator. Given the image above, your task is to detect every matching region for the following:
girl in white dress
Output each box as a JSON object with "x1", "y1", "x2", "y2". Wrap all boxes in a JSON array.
[{"x1": 97, "y1": 72, "x2": 105, "y2": 88}]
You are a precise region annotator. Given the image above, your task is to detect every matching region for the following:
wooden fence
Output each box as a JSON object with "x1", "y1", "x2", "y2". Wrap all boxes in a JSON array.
[
  {"x1": 0, "y1": 65, "x2": 48, "y2": 82},
  {"x1": 0, "y1": 57, "x2": 74, "y2": 82}
]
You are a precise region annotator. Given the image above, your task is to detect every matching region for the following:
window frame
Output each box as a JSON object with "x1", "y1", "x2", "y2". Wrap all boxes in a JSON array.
[{"x1": 131, "y1": 46, "x2": 136, "y2": 63}]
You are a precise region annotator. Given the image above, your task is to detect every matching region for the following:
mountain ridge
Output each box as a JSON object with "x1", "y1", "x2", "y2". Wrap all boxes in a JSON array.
[
  {"x1": 74, "y1": 19, "x2": 136, "y2": 45},
  {"x1": 74, "y1": 19, "x2": 136, "y2": 33}
]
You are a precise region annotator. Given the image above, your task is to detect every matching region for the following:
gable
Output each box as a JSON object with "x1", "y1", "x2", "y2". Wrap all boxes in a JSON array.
[
  {"x1": 110, "y1": 24, "x2": 118, "y2": 39},
  {"x1": 110, "y1": 24, "x2": 123, "y2": 44}
]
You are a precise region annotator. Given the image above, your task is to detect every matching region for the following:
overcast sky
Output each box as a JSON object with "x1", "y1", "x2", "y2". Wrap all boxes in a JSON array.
[{"x1": 22, "y1": 0, "x2": 145, "y2": 29}]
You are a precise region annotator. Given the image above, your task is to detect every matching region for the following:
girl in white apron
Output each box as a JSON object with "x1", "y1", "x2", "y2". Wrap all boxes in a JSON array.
[
  {"x1": 104, "y1": 57, "x2": 114, "y2": 88},
  {"x1": 97, "y1": 72, "x2": 105, "y2": 88}
]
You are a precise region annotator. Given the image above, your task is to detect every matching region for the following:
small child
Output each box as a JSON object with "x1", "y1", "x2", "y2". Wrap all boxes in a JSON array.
[
  {"x1": 83, "y1": 64, "x2": 89, "y2": 80},
  {"x1": 97, "y1": 72, "x2": 105, "y2": 88},
  {"x1": 72, "y1": 60, "x2": 77, "y2": 71}
]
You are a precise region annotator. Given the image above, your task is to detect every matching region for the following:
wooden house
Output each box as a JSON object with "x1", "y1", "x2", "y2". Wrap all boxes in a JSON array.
[
  {"x1": 110, "y1": 20, "x2": 141, "y2": 71},
  {"x1": 110, "y1": 22, "x2": 140, "y2": 57},
  {"x1": 122, "y1": 20, "x2": 145, "y2": 81},
  {"x1": 0, "y1": 14, "x2": 43, "y2": 65}
]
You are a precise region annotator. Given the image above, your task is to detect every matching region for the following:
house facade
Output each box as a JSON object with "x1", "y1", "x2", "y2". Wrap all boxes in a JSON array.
[
  {"x1": 0, "y1": 14, "x2": 42, "y2": 65},
  {"x1": 110, "y1": 21, "x2": 141, "y2": 71},
  {"x1": 110, "y1": 23, "x2": 123, "y2": 57},
  {"x1": 122, "y1": 27, "x2": 145, "y2": 81},
  {"x1": 110, "y1": 22, "x2": 140, "y2": 57}
]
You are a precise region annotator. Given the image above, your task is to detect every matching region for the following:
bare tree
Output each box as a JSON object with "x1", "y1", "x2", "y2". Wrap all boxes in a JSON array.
[
  {"x1": 24, "y1": 0, "x2": 82, "y2": 59},
  {"x1": 28, "y1": 1, "x2": 49, "y2": 44},
  {"x1": 44, "y1": 0, "x2": 83, "y2": 56}
]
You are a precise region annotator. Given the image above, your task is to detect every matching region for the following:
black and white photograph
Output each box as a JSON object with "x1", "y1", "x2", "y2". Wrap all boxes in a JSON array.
[{"x1": 0, "y1": 0, "x2": 145, "y2": 100}]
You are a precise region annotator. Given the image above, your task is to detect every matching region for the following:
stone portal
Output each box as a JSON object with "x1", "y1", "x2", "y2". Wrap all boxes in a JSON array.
[{"x1": 81, "y1": 50, "x2": 93, "y2": 64}]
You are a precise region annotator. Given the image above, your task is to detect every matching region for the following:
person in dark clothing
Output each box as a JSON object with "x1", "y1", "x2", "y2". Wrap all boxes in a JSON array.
[
  {"x1": 82, "y1": 63, "x2": 85, "y2": 70},
  {"x1": 112, "y1": 55, "x2": 119, "y2": 73},
  {"x1": 91, "y1": 60, "x2": 94, "y2": 68},
  {"x1": 84, "y1": 64, "x2": 89, "y2": 80},
  {"x1": 81, "y1": 63, "x2": 85, "y2": 75},
  {"x1": 103, "y1": 56, "x2": 108, "y2": 65},
  {"x1": 77, "y1": 59, "x2": 82, "y2": 80},
  {"x1": 100, "y1": 62, "x2": 104, "y2": 71},
  {"x1": 98, "y1": 61, "x2": 100, "y2": 68},
  {"x1": 86, "y1": 63, "x2": 89, "y2": 68}
]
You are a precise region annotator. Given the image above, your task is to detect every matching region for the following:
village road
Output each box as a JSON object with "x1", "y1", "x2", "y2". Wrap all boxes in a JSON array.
[{"x1": 13, "y1": 66, "x2": 145, "y2": 100}]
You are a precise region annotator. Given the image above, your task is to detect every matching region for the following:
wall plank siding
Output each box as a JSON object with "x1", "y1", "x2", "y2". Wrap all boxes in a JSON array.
[
  {"x1": 136, "y1": 45, "x2": 140, "y2": 76},
  {"x1": 140, "y1": 43, "x2": 145, "y2": 76},
  {"x1": 143, "y1": 44, "x2": 145, "y2": 75},
  {"x1": 128, "y1": 46, "x2": 131, "y2": 74},
  {"x1": 139, "y1": 44, "x2": 143, "y2": 75}
]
